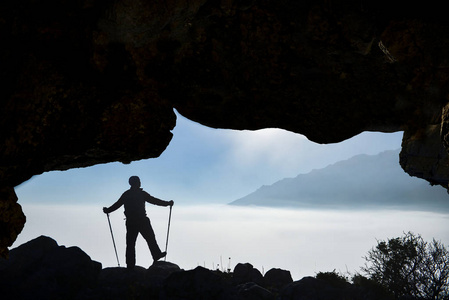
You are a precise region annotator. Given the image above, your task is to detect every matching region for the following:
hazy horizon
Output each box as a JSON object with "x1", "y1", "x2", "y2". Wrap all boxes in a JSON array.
[{"x1": 231, "y1": 149, "x2": 449, "y2": 213}]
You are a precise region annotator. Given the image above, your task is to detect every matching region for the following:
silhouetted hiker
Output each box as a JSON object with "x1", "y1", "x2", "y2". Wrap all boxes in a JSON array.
[{"x1": 103, "y1": 176, "x2": 174, "y2": 269}]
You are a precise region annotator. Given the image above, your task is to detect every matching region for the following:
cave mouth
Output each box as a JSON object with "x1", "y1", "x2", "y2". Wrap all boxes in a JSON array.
[{"x1": 4, "y1": 0, "x2": 449, "y2": 258}]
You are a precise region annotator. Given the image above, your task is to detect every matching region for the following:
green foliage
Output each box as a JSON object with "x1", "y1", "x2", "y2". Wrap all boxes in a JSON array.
[{"x1": 362, "y1": 232, "x2": 449, "y2": 300}]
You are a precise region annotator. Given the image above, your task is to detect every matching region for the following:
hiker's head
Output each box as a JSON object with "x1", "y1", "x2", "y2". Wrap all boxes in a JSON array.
[{"x1": 129, "y1": 176, "x2": 141, "y2": 188}]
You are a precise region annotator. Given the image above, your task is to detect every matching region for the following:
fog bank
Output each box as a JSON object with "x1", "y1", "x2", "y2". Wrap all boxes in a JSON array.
[{"x1": 13, "y1": 204, "x2": 449, "y2": 280}]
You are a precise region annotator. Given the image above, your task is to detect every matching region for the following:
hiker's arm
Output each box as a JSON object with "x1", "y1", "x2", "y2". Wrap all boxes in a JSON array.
[
  {"x1": 144, "y1": 192, "x2": 173, "y2": 207},
  {"x1": 103, "y1": 196, "x2": 124, "y2": 214}
]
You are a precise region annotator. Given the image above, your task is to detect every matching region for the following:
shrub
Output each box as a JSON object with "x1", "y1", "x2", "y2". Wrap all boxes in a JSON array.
[
  {"x1": 362, "y1": 232, "x2": 449, "y2": 299},
  {"x1": 352, "y1": 273, "x2": 394, "y2": 299},
  {"x1": 316, "y1": 270, "x2": 349, "y2": 288}
]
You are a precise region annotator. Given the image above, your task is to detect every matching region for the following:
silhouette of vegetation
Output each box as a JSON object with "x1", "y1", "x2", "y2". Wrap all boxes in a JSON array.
[
  {"x1": 316, "y1": 270, "x2": 349, "y2": 288},
  {"x1": 352, "y1": 274, "x2": 394, "y2": 299},
  {"x1": 362, "y1": 232, "x2": 449, "y2": 300}
]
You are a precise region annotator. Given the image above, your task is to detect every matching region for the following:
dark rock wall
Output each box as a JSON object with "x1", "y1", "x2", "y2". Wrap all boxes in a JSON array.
[
  {"x1": 0, "y1": 187, "x2": 25, "y2": 258},
  {"x1": 1, "y1": 0, "x2": 449, "y2": 255}
]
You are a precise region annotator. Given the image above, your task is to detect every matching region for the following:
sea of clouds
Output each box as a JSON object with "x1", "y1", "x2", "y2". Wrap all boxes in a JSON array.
[{"x1": 12, "y1": 204, "x2": 449, "y2": 280}]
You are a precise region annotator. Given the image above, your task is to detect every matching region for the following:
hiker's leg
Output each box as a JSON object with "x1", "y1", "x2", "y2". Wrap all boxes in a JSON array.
[
  {"x1": 139, "y1": 217, "x2": 163, "y2": 260},
  {"x1": 125, "y1": 221, "x2": 139, "y2": 269}
]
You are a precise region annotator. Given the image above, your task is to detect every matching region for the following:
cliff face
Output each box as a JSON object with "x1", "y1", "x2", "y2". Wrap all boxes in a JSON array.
[{"x1": 2, "y1": 0, "x2": 449, "y2": 255}]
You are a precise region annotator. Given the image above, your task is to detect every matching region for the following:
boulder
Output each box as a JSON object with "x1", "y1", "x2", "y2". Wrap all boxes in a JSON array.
[
  {"x1": 264, "y1": 268, "x2": 293, "y2": 290},
  {"x1": 233, "y1": 263, "x2": 265, "y2": 286},
  {"x1": 0, "y1": 234, "x2": 58, "y2": 278},
  {"x1": 0, "y1": 235, "x2": 101, "y2": 299},
  {"x1": 146, "y1": 260, "x2": 182, "y2": 288},
  {"x1": 96, "y1": 266, "x2": 149, "y2": 299}
]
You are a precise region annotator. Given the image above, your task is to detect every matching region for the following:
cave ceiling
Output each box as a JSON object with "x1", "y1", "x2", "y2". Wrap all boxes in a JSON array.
[{"x1": 1, "y1": 0, "x2": 449, "y2": 256}]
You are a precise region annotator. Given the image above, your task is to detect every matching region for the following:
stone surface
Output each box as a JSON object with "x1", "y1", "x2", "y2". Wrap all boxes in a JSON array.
[
  {"x1": 2, "y1": 0, "x2": 449, "y2": 253},
  {"x1": 400, "y1": 124, "x2": 449, "y2": 187}
]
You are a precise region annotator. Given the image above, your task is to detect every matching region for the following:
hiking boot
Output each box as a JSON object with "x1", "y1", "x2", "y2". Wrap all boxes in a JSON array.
[{"x1": 153, "y1": 251, "x2": 166, "y2": 262}]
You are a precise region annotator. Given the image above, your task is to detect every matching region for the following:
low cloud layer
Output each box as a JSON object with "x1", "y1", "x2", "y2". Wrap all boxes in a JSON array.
[{"x1": 13, "y1": 204, "x2": 449, "y2": 280}]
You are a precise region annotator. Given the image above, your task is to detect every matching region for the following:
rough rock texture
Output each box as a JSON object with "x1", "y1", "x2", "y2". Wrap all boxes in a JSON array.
[
  {"x1": 1, "y1": 236, "x2": 395, "y2": 300},
  {"x1": 0, "y1": 187, "x2": 25, "y2": 258},
  {"x1": 2, "y1": 1, "x2": 449, "y2": 254}
]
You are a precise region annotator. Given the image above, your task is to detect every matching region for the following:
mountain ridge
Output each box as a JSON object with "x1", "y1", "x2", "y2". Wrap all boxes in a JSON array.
[{"x1": 230, "y1": 150, "x2": 449, "y2": 212}]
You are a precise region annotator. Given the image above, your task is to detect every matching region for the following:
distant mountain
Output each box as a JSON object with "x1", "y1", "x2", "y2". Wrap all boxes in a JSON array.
[{"x1": 230, "y1": 150, "x2": 449, "y2": 212}]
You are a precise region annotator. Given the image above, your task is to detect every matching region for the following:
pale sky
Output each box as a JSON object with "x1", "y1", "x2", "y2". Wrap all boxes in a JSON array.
[{"x1": 15, "y1": 111, "x2": 405, "y2": 206}]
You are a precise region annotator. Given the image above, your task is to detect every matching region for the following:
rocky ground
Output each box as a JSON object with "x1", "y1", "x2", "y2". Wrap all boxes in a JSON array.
[{"x1": 0, "y1": 235, "x2": 396, "y2": 300}]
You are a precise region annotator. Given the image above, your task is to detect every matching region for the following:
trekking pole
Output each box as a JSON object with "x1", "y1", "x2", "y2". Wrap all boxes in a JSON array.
[
  {"x1": 106, "y1": 213, "x2": 120, "y2": 267},
  {"x1": 164, "y1": 205, "x2": 173, "y2": 261}
]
